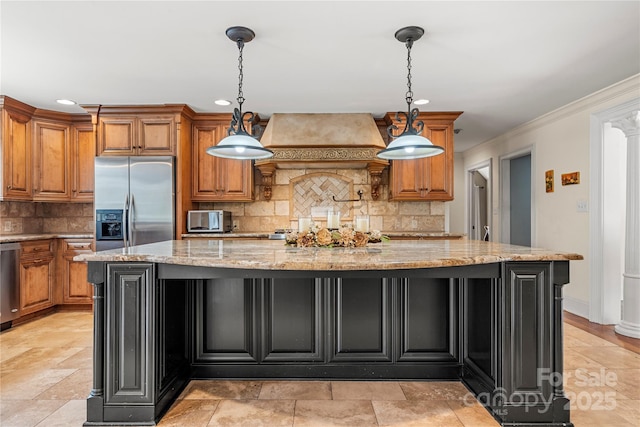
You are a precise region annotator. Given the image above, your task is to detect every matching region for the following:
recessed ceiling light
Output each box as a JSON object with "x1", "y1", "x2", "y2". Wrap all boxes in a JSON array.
[
  {"x1": 413, "y1": 99, "x2": 429, "y2": 105},
  {"x1": 56, "y1": 99, "x2": 77, "y2": 105},
  {"x1": 214, "y1": 99, "x2": 232, "y2": 106}
]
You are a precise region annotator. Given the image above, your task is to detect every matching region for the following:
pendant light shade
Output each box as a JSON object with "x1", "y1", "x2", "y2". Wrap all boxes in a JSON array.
[
  {"x1": 377, "y1": 26, "x2": 444, "y2": 160},
  {"x1": 376, "y1": 133, "x2": 443, "y2": 160},
  {"x1": 206, "y1": 133, "x2": 274, "y2": 159},
  {"x1": 207, "y1": 26, "x2": 273, "y2": 160}
]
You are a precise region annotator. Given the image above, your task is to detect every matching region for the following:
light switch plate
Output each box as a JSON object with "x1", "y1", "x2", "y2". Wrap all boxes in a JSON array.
[{"x1": 576, "y1": 200, "x2": 588, "y2": 212}]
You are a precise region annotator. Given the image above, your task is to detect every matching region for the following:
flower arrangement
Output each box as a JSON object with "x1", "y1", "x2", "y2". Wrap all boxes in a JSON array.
[{"x1": 285, "y1": 224, "x2": 389, "y2": 248}]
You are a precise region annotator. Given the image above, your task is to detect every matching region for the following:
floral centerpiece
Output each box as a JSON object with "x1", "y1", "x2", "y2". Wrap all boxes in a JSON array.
[{"x1": 285, "y1": 224, "x2": 389, "y2": 248}]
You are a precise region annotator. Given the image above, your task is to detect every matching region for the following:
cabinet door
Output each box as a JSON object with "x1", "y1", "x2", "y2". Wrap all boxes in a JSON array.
[
  {"x1": 32, "y1": 120, "x2": 71, "y2": 201},
  {"x1": 389, "y1": 158, "x2": 428, "y2": 200},
  {"x1": 2, "y1": 109, "x2": 32, "y2": 199},
  {"x1": 422, "y1": 122, "x2": 454, "y2": 200},
  {"x1": 192, "y1": 121, "x2": 253, "y2": 201},
  {"x1": 19, "y1": 240, "x2": 54, "y2": 316},
  {"x1": 388, "y1": 112, "x2": 459, "y2": 201},
  {"x1": 71, "y1": 122, "x2": 95, "y2": 201},
  {"x1": 330, "y1": 277, "x2": 392, "y2": 362},
  {"x1": 192, "y1": 122, "x2": 223, "y2": 200},
  {"x1": 138, "y1": 116, "x2": 175, "y2": 155},
  {"x1": 97, "y1": 116, "x2": 136, "y2": 156},
  {"x1": 61, "y1": 240, "x2": 93, "y2": 304}
]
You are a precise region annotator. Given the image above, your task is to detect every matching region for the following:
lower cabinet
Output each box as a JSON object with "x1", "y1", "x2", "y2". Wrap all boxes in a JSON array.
[
  {"x1": 60, "y1": 239, "x2": 93, "y2": 305},
  {"x1": 193, "y1": 276, "x2": 459, "y2": 369},
  {"x1": 19, "y1": 240, "x2": 55, "y2": 316}
]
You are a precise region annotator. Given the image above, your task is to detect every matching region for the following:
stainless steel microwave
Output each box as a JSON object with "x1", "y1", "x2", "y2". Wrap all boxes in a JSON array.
[{"x1": 187, "y1": 210, "x2": 232, "y2": 233}]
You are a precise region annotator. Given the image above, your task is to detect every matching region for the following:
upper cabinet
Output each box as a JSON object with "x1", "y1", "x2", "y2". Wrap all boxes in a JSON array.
[
  {"x1": 70, "y1": 120, "x2": 95, "y2": 201},
  {"x1": 387, "y1": 112, "x2": 462, "y2": 201},
  {"x1": 1, "y1": 96, "x2": 35, "y2": 200},
  {"x1": 94, "y1": 113, "x2": 175, "y2": 156},
  {"x1": 32, "y1": 118, "x2": 71, "y2": 201},
  {"x1": 191, "y1": 117, "x2": 254, "y2": 202},
  {"x1": 1, "y1": 96, "x2": 95, "y2": 202}
]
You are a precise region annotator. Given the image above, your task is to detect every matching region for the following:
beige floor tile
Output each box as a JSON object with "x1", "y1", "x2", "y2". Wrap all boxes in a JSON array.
[
  {"x1": 331, "y1": 381, "x2": 406, "y2": 400},
  {"x1": 399, "y1": 381, "x2": 472, "y2": 401},
  {"x1": 614, "y1": 399, "x2": 640, "y2": 425},
  {"x1": 157, "y1": 399, "x2": 219, "y2": 427},
  {"x1": 259, "y1": 381, "x2": 331, "y2": 400},
  {"x1": 372, "y1": 400, "x2": 464, "y2": 427},
  {"x1": 563, "y1": 325, "x2": 619, "y2": 348},
  {"x1": 1, "y1": 346, "x2": 84, "y2": 374},
  {"x1": 34, "y1": 399, "x2": 86, "y2": 427},
  {"x1": 181, "y1": 380, "x2": 262, "y2": 400},
  {"x1": 609, "y1": 368, "x2": 640, "y2": 400},
  {"x1": 563, "y1": 348, "x2": 605, "y2": 370},
  {"x1": 0, "y1": 346, "x2": 31, "y2": 364},
  {"x1": 294, "y1": 400, "x2": 377, "y2": 426},
  {"x1": 208, "y1": 399, "x2": 294, "y2": 426},
  {"x1": 0, "y1": 368, "x2": 77, "y2": 399},
  {"x1": 570, "y1": 405, "x2": 638, "y2": 426},
  {"x1": 446, "y1": 399, "x2": 500, "y2": 426},
  {"x1": 0, "y1": 399, "x2": 66, "y2": 427},
  {"x1": 574, "y1": 346, "x2": 640, "y2": 369},
  {"x1": 35, "y1": 369, "x2": 92, "y2": 400},
  {"x1": 55, "y1": 347, "x2": 93, "y2": 370}
]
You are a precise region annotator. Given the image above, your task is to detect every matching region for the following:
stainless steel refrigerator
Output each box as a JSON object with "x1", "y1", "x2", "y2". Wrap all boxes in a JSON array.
[{"x1": 95, "y1": 156, "x2": 175, "y2": 251}]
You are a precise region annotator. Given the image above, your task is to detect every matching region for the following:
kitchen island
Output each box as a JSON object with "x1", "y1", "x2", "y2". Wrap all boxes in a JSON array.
[{"x1": 77, "y1": 239, "x2": 582, "y2": 426}]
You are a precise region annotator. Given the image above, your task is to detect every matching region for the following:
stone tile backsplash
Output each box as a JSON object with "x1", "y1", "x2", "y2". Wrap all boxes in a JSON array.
[
  {"x1": 0, "y1": 201, "x2": 94, "y2": 235},
  {"x1": 199, "y1": 168, "x2": 444, "y2": 233}
]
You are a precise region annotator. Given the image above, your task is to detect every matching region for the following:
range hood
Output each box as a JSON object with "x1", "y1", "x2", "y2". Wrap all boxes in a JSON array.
[{"x1": 254, "y1": 113, "x2": 389, "y2": 200}]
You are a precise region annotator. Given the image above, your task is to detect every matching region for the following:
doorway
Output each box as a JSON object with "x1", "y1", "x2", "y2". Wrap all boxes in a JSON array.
[
  {"x1": 467, "y1": 160, "x2": 492, "y2": 241},
  {"x1": 500, "y1": 149, "x2": 533, "y2": 246}
]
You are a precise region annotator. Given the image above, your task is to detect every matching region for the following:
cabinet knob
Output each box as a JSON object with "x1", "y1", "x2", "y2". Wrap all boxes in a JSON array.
[{"x1": 7, "y1": 185, "x2": 12, "y2": 190}]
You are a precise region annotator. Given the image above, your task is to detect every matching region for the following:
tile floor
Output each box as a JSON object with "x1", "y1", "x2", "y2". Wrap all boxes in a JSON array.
[{"x1": 0, "y1": 311, "x2": 638, "y2": 426}]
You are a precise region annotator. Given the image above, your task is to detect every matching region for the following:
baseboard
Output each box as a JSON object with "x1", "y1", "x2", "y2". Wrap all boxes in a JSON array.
[{"x1": 563, "y1": 296, "x2": 589, "y2": 319}]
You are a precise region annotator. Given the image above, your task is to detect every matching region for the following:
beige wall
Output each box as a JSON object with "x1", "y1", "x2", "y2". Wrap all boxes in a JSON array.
[{"x1": 462, "y1": 74, "x2": 640, "y2": 311}]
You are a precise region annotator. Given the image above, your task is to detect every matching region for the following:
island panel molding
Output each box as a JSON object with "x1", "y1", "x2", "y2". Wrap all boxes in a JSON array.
[{"x1": 80, "y1": 239, "x2": 581, "y2": 427}]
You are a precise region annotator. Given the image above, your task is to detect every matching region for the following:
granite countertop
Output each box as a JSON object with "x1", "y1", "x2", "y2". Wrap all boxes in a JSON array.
[
  {"x1": 181, "y1": 232, "x2": 466, "y2": 239},
  {"x1": 0, "y1": 233, "x2": 94, "y2": 243},
  {"x1": 75, "y1": 239, "x2": 583, "y2": 271}
]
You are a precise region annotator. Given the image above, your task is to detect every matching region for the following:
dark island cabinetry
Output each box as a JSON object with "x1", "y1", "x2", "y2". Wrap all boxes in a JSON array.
[
  {"x1": 80, "y1": 239, "x2": 580, "y2": 426},
  {"x1": 191, "y1": 276, "x2": 457, "y2": 378}
]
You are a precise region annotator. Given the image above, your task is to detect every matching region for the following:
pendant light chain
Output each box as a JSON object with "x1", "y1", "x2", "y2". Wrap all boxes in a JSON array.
[
  {"x1": 405, "y1": 39, "x2": 414, "y2": 107},
  {"x1": 236, "y1": 40, "x2": 245, "y2": 109}
]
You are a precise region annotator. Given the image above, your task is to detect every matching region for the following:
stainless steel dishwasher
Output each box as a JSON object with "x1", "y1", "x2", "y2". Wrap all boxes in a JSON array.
[{"x1": 1, "y1": 242, "x2": 20, "y2": 330}]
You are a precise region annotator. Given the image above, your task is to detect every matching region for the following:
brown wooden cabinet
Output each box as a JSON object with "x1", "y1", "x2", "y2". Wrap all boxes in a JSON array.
[
  {"x1": 19, "y1": 239, "x2": 55, "y2": 316},
  {"x1": 388, "y1": 112, "x2": 462, "y2": 201},
  {"x1": 192, "y1": 118, "x2": 253, "y2": 201},
  {"x1": 32, "y1": 119, "x2": 71, "y2": 201},
  {"x1": 1, "y1": 96, "x2": 35, "y2": 200},
  {"x1": 60, "y1": 239, "x2": 93, "y2": 305},
  {"x1": 70, "y1": 121, "x2": 95, "y2": 201},
  {"x1": 97, "y1": 114, "x2": 175, "y2": 156}
]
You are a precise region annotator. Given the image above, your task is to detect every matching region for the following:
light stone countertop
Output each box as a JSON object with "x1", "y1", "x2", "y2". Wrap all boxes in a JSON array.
[
  {"x1": 74, "y1": 239, "x2": 583, "y2": 271},
  {"x1": 181, "y1": 232, "x2": 466, "y2": 239},
  {"x1": 0, "y1": 233, "x2": 93, "y2": 243}
]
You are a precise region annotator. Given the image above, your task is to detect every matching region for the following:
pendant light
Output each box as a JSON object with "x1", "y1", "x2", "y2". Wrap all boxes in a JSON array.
[
  {"x1": 377, "y1": 26, "x2": 444, "y2": 160},
  {"x1": 206, "y1": 26, "x2": 273, "y2": 160}
]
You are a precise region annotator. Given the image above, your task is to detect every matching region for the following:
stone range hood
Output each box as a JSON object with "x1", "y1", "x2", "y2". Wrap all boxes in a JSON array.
[{"x1": 254, "y1": 113, "x2": 389, "y2": 200}]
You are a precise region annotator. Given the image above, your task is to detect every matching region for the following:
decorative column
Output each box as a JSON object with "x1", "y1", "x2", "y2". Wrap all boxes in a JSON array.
[{"x1": 612, "y1": 111, "x2": 640, "y2": 338}]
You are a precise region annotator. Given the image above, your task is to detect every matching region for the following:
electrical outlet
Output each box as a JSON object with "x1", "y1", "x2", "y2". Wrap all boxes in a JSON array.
[
  {"x1": 576, "y1": 200, "x2": 588, "y2": 212},
  {"x1": 3, "y1": 220, "x2": 12, "y2": 232}
]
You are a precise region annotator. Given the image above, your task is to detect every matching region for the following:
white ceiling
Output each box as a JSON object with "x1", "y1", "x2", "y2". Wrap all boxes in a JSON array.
[{"x1": 1, "y1": 1, "x2": 639, "y2": 152}]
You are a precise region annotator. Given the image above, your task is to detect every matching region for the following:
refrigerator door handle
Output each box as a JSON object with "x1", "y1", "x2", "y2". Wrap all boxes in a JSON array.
[
  {"x1": 123, "y1": 194, "x2": 129, "y2": 248},
  {"x1": 128, "y1": 194, "x2": 135, "y2": 246}
]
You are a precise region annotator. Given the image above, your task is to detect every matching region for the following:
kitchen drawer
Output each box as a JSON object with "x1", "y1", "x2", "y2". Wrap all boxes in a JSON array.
[
  {"x1": 20, "y1": 240, "x2": 53, "y2": 257},
  {"x1": 62, "y1": 239, "x2": 94, "y2": 253}
]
